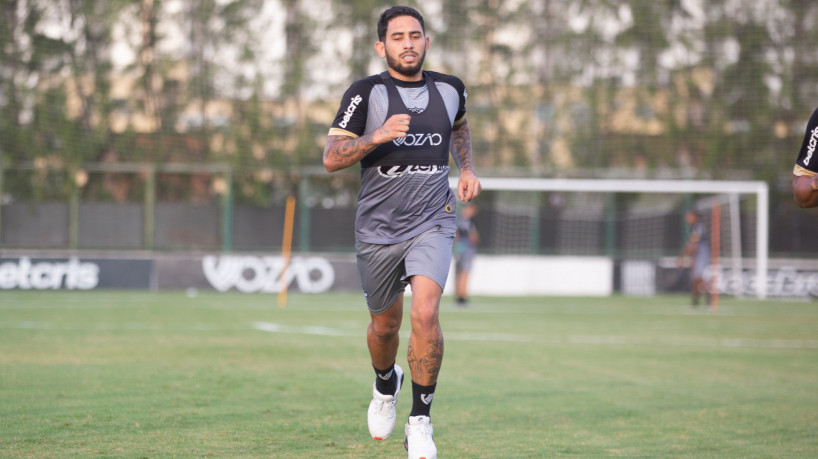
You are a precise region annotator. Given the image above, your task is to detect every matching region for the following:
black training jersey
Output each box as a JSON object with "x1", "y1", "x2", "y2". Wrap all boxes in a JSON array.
[
  {"x1": 328, "y1": 71, "x2": 467, "y2": 139},
  {"x1": 794, "y1": 106, "x2": 818, "y2": 177},
  {"x1": 327, "y1": 71, "x2": 468, "y2": 244}
]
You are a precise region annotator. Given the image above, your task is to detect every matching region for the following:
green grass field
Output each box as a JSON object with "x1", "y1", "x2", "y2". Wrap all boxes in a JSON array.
[{"x1": 1, "y1": 291, "x2": 817, "y2": 457}]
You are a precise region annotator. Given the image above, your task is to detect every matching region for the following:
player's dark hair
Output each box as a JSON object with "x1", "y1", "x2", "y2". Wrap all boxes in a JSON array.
[{"x1": 377, "y1": 6, "x2": 425, "y2": 42}]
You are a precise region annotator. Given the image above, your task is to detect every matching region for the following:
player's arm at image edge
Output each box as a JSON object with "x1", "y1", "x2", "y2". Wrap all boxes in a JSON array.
[
  {"x1": 792, "y1": 107, "x2": 818, "y2": 208},
  {"x1": 792, "y1": 165, "x2": 818, "y2": 208}
]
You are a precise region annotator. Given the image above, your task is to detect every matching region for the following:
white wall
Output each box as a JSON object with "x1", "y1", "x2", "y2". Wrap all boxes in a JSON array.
[{"x1": 444, "y1": 255, "x2": 614, "y2": 297}]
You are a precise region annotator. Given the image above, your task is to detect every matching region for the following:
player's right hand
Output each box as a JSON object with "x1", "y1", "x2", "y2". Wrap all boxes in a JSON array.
[{"x1": 373, "y1": 114, "x2": 411, "y2": 144}]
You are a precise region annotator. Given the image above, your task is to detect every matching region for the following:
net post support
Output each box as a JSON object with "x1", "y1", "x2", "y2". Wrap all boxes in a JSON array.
[
  {"x1": 278, "y1": 196, "x2": 297, "y2": 308},
  {"x1": 221, "y1": 166, "x2": 234, "y2": 253},
  {"x1": 143, "y1": 164, "x2": 156, "y2": 251},
  {"x1": 605, "y1": 193, "x2": 616, "y2": 259},
  {"x1": 710, "y1": 205, "x2": 721, "y2": 311},
  {"x1": 69, "y1": 168, "x2": 80, "y2": 250},
  {"x1": 681, "y1": 194, "x2": 693, "y2": 240},
  {"x1": 755, "y1": 183, "x2": 768, "y2": 300},
  {"x1": 728, "y1": 193, "x2": 743, "y2": 299},
  {"x1": 529, "y1": 191, "x2": 541, "y2": 254},
  {"x1": 0, "y1": 155, "x2": 4, "y2": 246},
  {"x1": 298, "y1": 174, "x2": 311, "y2": 253}
]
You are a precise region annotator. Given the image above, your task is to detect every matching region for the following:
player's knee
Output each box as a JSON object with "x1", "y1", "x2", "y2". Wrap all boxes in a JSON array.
[
  {"x1": 371, "y1": 316, "x2": 400, "y2": 339},
  {"x1": 410, "y1": 304, "x2": 439, "y2": 331}
]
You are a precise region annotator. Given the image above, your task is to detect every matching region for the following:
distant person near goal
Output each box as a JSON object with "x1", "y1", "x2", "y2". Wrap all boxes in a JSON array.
[
  {"x1": 322, "y1": 6, "x2": 481, "y2": 459},
  {"x1": 454, "y1": 203, "x2": 479, "y2": 306},
  {"x1": 793, "y1": 106, "x2": 818, "y2": 208},
  {"x1": 677, "y1": 210, "x2": 711, "y2": 307}
]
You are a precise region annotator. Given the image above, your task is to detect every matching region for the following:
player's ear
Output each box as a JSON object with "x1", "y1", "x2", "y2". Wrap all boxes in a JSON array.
[
  {"x1": 375, "y1": 41, "x2": 386, "y2": 58},
  {"x1": 425, "y1": 36, "x2": 430, "y2": 51}
]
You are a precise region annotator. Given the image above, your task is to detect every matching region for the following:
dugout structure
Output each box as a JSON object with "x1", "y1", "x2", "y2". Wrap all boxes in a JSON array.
[{"x1": 451, "y1": 177, "x2": 769, "y2": 299}]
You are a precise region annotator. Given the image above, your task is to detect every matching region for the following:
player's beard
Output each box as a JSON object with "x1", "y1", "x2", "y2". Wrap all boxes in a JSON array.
[{"x1": 385, "y1": 48, "x2": 425, "y2": 78}]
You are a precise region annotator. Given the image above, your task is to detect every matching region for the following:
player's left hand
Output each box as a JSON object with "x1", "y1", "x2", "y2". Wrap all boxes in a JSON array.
[{"x1": 457, "y1": 169, "x2": 482, "y2": 202}]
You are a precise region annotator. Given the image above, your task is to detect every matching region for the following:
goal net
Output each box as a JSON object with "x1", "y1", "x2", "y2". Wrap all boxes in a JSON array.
[{"x1": 450, "y1": 177, "x2": 769, "y2": 299}]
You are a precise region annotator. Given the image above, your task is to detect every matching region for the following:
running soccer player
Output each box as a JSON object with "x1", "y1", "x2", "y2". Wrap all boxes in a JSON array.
[
  {"x1": 793, "y1": 106, "x2": 818, "y2": 208},
  {"x1": 322, "y1": 6, "x2": 481, "y2": 459}
]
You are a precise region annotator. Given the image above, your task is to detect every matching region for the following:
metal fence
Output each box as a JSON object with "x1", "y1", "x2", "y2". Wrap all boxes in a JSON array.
[{"x1": 1, "y1": 162, "x2": 816, "y2": 258}]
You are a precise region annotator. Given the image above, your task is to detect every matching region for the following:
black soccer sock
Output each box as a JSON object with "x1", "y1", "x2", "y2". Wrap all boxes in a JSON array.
[
  {"x1": 409, "y1": 381, "x2": 436, "y2": 418},
  {"x1": 373, "y1": 363, "x2": 397, "y2": 395}
]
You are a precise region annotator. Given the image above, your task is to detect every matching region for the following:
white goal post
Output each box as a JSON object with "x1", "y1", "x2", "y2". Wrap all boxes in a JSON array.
[{"x1": 450, "y1": 176, "x2": 769, "y2": 300}]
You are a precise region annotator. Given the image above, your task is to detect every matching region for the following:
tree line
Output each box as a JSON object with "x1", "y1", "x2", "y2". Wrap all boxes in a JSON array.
[{"x1": 1, "y1": 0, "x2": 817, "y2": 202}]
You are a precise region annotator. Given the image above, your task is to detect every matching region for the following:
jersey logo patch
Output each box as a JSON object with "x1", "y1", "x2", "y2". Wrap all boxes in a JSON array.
[
  {"x1": 377, "y1": 164, "x2": 446, "y2": 179},
  {"x1": 392, "y1": 132, "x2": 443, "y2": 147}
]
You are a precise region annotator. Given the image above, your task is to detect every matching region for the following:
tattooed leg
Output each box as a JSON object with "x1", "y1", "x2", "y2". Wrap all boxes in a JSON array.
[
  {"x1": 407, "y1": 333, "x2": 444, "y2": 385},
  {"x1": 407, "y1": 275, "x2": 444, "y2": 385}
]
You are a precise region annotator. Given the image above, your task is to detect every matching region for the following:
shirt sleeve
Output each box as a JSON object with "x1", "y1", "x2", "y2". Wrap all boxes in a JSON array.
[
  {"x1": 328, "y1": 78, "x2": 373, "y2": 138},
  {"x1": 452, "y1": 76, "x2": 467, "y2": 126},
  {"x1": 794, "y1": 106, "x2": 818, "y2": 175}
]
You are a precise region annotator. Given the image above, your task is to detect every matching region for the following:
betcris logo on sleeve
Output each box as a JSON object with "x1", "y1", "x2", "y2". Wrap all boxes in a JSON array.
[
  {"x1": 338, "y1": 94, "x2": 362, "y2": 129},
  {"x1": 804, "y1": 126, "x2": 818, "y2": 166}
]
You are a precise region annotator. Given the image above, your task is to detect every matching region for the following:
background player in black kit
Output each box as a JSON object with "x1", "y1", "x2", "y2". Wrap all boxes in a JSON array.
[
  {"x1": 793, "y1": 106, "x2": 818, "y2": 208},
  {"x1": 322, "y1": 6, "x2": 481, "y2": 459}
]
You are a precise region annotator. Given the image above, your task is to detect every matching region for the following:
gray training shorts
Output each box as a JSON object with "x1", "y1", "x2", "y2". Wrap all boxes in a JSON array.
[{"x1": 356, "y1": 225, "x2": 455, "y2": 315}]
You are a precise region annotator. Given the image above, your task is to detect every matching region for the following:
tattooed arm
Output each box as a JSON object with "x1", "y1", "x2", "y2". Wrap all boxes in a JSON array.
[
  {"x1": 451, "y1": 117, "x2": 482, "y2": 202},
  {"x1": 323, "y1": 114, "x2": 412, "y2": 173}
]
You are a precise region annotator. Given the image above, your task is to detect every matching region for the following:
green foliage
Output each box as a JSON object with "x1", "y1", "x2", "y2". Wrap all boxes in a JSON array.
[{"x1": 1, "y1": 0, "x2": 818, "y2": 198}]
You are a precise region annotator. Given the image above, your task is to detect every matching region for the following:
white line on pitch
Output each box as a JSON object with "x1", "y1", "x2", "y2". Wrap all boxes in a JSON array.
[
  {"x1": 250, "y1": 322, "x2": 818, "y2": 349},
  {"x1": 2, "y1": 320, "x2": 815, "y2": 349},
  {"x1": 0, "y1": 321, "x2": 222, "y2": 331},
  {"x1": 251, "y1": 321, "x2": 356, "y2": 337}
]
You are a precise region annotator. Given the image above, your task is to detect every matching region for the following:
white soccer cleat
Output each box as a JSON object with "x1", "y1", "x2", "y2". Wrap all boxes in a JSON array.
[
  {"x1": 367, "y1": 364, "x2": 404, "y2": 440},
  {"x1": 404, "y1": 415, "x2": 437, "y2": 459}
]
